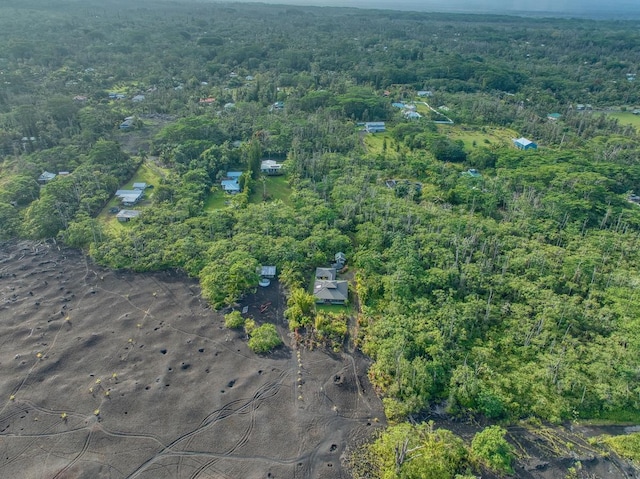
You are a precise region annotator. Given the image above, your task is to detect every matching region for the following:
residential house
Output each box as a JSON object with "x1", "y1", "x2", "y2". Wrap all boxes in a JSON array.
[
  {"x1": 313, "y1": 267, "x2": 348, "y2": 305},
  {"x1": 392, "y1": 102, "x2": 405, "y2": 109},
  {"x1": 133, "y1": 182, "x2": 147, "y2": 190},
  {"x1": 132, "y1": 94, "x2": 145, "y2": 102},
  {"x1": 38, "y1": 171, "x2": 56, "y2": 185},
  {"x1": 513, "y1": 137, "x2": 537, "y2": 150},
  {"x1": 119, "y1": 116, "x2": 135, "y2": 130},
  {"x1": 365, "y1": 122, "x2": 386, "y2": 133},
  {"x1": 221, "y1": 171, "x2": 242, "y2": 194},
  {"x1": 417, "y1": 90, "x2": 433, "y2": 97},
  {"x1": 404, "y1": 111, "x2": 422, "y2": 119},
  {"x1": 116, "y1": 209, "x2": 141, "y2": 222},
  {"x1": 260, "y1": 160, "x2": 284, "y2": 176},
  {"x1": 115, "y1": 189, "x2": 143, "y2": 206},
  {"x1": 547, "y1": 113, "x2": 561, "y2": 121}
]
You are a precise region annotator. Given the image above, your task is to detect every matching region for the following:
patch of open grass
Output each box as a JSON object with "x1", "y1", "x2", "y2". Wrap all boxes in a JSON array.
[
  {"x1": 204, "y1": 187, "x2": 232, "y2": 211},
  {"x1": 440, "y1": 125, "x2": 518, "y2": 151},
  {"x1": 315, "y1": 303, "x2": 352, "y2": 314},
  {"x1": 364, "y1": 133, "x2": 398, "y2": 157},
  {"x1": 96, "y1": 160, "x2": 166, "y2": 232},
  {"x1": 249, "y1": 175, "x2": 292, "y2": 205},
  {"x1": 607, "y1": 111, "x2": 640, "y2": 130}
]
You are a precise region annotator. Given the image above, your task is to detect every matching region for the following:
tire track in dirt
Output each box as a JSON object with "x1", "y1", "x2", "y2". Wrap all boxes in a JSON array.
[{"x1": 128, "y1": 368, "x2": 291, "y2": 479}]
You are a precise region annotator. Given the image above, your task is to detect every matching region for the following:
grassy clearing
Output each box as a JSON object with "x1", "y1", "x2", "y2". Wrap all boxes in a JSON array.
[
  {"x1": 204, "y1": 187, "x2": 231, "y2": 211},
  {"x1": 440, "y1": 125, "x2": 518, "y2": 151},
  {"x1": 364, "y1": 133, "x2": 398, "y2": 157},
  {"x1": 315, "y1": 303, "x2": 352, "y2": 314},
  {"x1": 249, "y1": 175, "x2": 292, "y2": 205},
  {"x1": 96, "y1": 160, "x2": 166, "y2": 232},
  {"x1": 607, "y1": 111, "x2": 640, "y2": 130}
]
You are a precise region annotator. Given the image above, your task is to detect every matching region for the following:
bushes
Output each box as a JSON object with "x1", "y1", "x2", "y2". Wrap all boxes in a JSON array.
[
  {"x1": 224, "y1": 310, "x2": 245, "y2": 329},
  {"x1": 470, "y1": 426, "x2": 514, "y2": 475},
  {"x1": 247, "y1": 323, "x2": 282, "y2": 353}
]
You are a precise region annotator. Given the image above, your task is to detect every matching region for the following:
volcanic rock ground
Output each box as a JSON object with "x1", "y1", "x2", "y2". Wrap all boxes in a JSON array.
[{"x1": 0, "y1": 241, "x2": 385, "y2": 478}]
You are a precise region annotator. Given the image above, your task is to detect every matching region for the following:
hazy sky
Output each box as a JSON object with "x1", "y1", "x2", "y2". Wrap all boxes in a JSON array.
[{"x1": 228, "y1": 0, "x2": 640, "y2": 18}]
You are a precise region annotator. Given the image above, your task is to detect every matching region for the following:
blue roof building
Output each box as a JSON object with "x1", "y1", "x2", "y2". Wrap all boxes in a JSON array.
[
  {"x1": 513, "y1": 137, "x2": 537, "y2": 150},
  {"x1": 221, "y1": 172, "x2": 242, "y2": 194}
]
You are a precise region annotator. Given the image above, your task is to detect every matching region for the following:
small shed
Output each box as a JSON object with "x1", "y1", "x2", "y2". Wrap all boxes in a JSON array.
[
  {"x1": 133, "y1": 182, "x2": 147, "y2": 190},
  {"x1": 462, "y1": 169, "x2": 482, "y2": 178},
  {"x1": 513, "y1": 137, "x2": 537, "y2": 150},
  {"x1": 116, "y1": 209, "x2": 141, "y2": 222},
  {"x1": 261, "y1": 266, "x2": 276, "y2": 278}
]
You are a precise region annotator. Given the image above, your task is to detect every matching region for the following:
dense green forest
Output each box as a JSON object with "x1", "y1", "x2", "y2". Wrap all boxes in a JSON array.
[{"x1": 2, "y1": 0, "x2": 640, "y2": 476}]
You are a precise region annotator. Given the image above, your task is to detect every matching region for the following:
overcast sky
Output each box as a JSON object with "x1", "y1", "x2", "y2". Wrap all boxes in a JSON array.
[{"x1": 227, "y1": 0, "x2": 640, "y2": 18}]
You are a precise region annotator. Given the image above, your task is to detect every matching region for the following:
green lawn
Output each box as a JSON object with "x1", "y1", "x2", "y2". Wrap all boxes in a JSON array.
[
  {"x1": 607, "y1": 111, "x2": 640, "y2": 130},
  {"x1": 315, "y1": 303, "x2": 352, "y2": 314},
  {"x1": 440, "y1": 125, "x2": 518, "y2": 151},
  {"x1": 363, "y1": 133, "x2": 397, "y2": 156},
  {"x1": 204, "y1": 187, "x2": 232, "y2": 211},
  {"x1": 96, "y1": 160, "x2": 166, "y2": 232},
  {"x1": 249, "y1": 175, "x2": 292, "y2": 205}
]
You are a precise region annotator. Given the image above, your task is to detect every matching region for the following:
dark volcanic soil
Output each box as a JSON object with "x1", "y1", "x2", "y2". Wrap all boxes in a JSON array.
[{"x1": 0, "y1": 241, "x2": 385, "y2": 478}]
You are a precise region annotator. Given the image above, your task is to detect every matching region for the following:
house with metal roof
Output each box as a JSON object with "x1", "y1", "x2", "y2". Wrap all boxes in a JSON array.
[
  {"x1": 221, "y1": 171, "x2": 242, "y2": 194},
  {"x1": 38, "y1": 171, "x2": 57, "y2": 184},
  {"x1": 116, "y1": 210, "x2": 141, "y2": 222},
  {"x1": 133, "y1": 182, "x2": 147, "y2": 190},
  {"x1": 513, "y1": 137, "x2": 537, "y2": 150},
  {"x1": 364, "y1": 122, "x2": 386, "y2": 133},
  {"x1": 260, "y1": 160, "x2": 284, "y2": 176},
  {"x1": 260, "y1": 266, "x2": 276, "y2": 278},
  {"x1": 115, "y1": 189, "x2": 144, "y2": 206}
]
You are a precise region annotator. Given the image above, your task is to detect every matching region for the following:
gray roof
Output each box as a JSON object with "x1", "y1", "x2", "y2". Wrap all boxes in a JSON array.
[
  {"x1": 116, "y1": 209, "x2": 141, "y2": 219},
  {"x1": 115, "y1": 189, "x2": 143, "y2": 204},
  {"x1": 315, "y1": 267, "x2": 336, "y2": 281},
  {"x1": 313, "y1": 280, "x2": 348, "y2": 302},
  {"x1": 261, "y1": 266, "x2": 276, "y2": 277},
  {"x1": 38, "y1": 171, "x2": 56, "y2": 182},
  {"x1": 133, "y1": 182, "x2": 147, "y2": 190}
]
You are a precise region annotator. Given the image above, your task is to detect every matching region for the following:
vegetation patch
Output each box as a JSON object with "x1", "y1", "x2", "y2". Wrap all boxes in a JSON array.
[
  {"x1": 249, "y1": 175, "x2": 292, "y2": 205},
  {"x1": 598, "y1": 432, "x2": 640, "y2": 463},
  {"x1": 247, "y1": 323, "x2": 282, "y2": 354}
]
